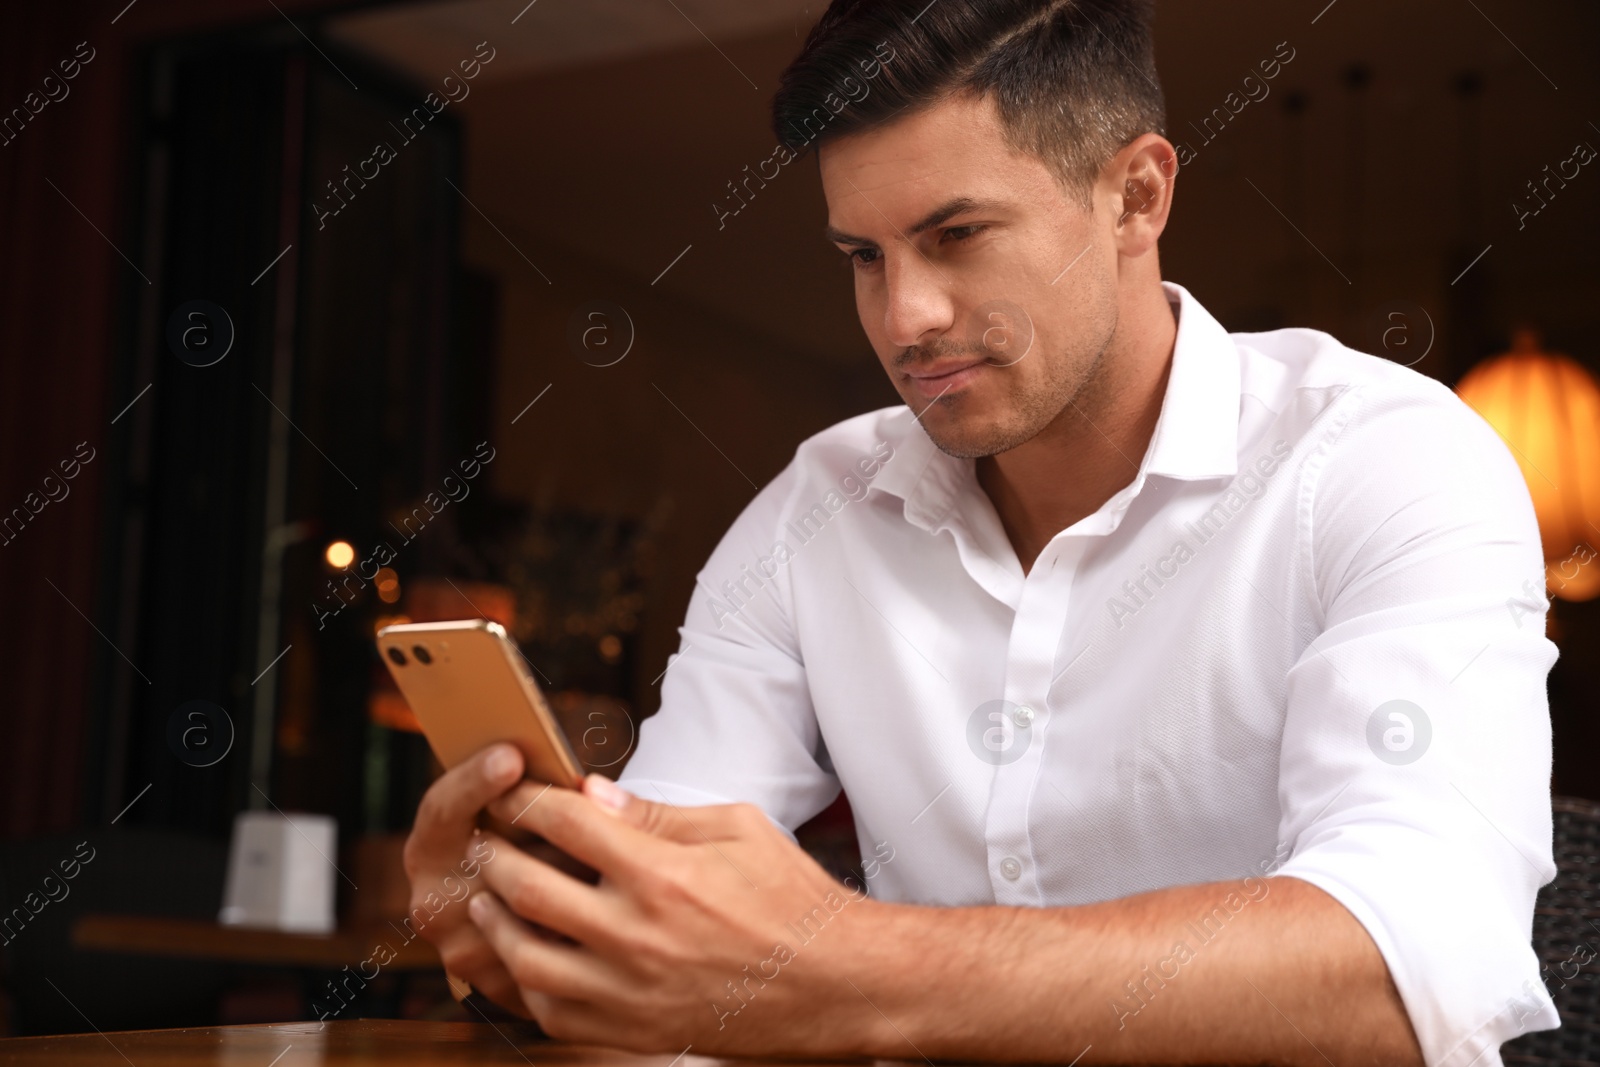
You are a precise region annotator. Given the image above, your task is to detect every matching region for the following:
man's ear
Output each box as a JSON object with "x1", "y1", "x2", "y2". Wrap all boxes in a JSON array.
[{"x1": 1106, "y1": 133, "x2": 1178, "y2": 255}]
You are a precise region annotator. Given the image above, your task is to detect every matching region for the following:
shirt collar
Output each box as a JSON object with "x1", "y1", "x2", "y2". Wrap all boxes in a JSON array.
[
  {"x1": 872, "y1": 281, "x2": 1240, "y2": 528},
  {"x1": 1142, "y1": 281, "x2": 1241, "y2": 481}
]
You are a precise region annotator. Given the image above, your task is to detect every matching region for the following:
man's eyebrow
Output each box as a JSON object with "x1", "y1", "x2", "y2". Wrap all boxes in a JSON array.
[{"x1": 824, "y1": 196, "x2": 1003, "y2": 246}]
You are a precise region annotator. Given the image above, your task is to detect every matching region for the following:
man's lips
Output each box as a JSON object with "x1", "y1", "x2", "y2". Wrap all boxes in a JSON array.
[{"x1": 903, "y1": 359, "x2": 989, "y2": 398}]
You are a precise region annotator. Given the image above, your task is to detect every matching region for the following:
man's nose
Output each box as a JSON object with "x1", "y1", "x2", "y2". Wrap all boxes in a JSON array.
[{"x1": 881, "y1": 252, "x2": 955, "y2": 350}]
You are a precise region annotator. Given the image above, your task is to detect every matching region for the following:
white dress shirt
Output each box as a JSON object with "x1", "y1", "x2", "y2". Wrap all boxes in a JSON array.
[{"x1": 618, "y1": 281, "x2": 1560, "y2": 1066}]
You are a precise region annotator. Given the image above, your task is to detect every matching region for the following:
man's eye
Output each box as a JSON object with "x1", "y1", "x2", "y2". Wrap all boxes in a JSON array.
[
  {"x1": 943, "y1": 225, "x2": 986, "y2": 243},
  {"x1": 847, "y1": 248, "x2": 880, "y2": 268}
]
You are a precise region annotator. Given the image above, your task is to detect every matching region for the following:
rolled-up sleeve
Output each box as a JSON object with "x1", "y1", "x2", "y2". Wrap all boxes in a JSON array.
[
  {"x1": 1271, "y1": 380, "x2": 1560, "y2": 1067},
  {"x1": 617, "y1": 458, "x2": 840, "y2": 831}
]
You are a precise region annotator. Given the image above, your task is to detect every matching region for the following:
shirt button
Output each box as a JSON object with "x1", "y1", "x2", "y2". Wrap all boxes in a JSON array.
[
  {"x1": 999, "y1": 857, "x2": 1022, "y2": 881},
  {"x1": 1012, "y1": 706, "x2": 1035, "y2": 728}
]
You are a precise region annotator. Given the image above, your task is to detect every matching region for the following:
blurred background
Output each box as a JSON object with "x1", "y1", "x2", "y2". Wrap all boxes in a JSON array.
[{"x1": 2, "y1": 0, "x2": 1598, "y2": 1039}]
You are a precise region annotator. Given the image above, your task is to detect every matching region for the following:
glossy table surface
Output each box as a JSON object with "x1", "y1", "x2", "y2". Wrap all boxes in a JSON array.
[
  {"x1": 71, "y1": 915, "x2": 441, "y2": 970},
  {"x1": 0, "y1": 1019, "x2": 878, "y2": 1065}
]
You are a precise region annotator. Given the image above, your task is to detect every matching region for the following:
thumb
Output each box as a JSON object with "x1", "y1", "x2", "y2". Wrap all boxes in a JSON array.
[{"x1": 581, "y1": 774, "x2": 703, "y2": 843}]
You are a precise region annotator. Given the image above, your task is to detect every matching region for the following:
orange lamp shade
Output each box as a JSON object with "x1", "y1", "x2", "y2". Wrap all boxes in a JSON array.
[{"x1": 1455, "y1": 329, "x2": 1600, "y2": 601}]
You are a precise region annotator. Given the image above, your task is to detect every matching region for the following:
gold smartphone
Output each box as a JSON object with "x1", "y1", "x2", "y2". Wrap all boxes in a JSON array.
[{"x1": 375, "y1": 619, "x2": 584, "y2": 789}]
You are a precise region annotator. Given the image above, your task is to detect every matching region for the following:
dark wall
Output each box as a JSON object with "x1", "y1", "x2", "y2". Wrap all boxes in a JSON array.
[{"x1": 0, "y1": 0, "x2": 367, "y2": 838}]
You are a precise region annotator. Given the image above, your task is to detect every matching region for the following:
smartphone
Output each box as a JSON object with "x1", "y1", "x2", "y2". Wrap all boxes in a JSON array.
[{"x1": 375, "y1": 619, "x2": 584, "y2": 789}]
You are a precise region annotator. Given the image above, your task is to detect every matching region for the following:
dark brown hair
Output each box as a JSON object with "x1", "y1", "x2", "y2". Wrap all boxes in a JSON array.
[{"x1": 772, "y1": 0, "x2": 1166, "y2": 205}]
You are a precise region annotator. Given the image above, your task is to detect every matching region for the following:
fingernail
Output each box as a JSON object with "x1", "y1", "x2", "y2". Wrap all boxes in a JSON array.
[
  {"x1": 585, "y1": 774, "x2": 630, "y2": 811},
  {"x1": 484, "y1": 745, "x2": 518, "y2": 783},
  {"x1": 468, "y1": 892, "x2": 489, "y2": 922}
]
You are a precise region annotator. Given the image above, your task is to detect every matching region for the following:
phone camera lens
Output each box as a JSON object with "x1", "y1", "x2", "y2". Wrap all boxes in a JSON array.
[
  {"x1": 412, "y1": 645, "x2": 433, "y2": 665},
  {"x1": 386, "y1": 647, "x2": 407, "y2": 667}
]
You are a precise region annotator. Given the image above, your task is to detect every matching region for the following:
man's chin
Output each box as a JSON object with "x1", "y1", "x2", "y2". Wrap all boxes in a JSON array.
[
  {"x1": 907, "y1": 394, "x2": 1048, "y2": 460},
  {"x1": 899, "y1": 389, "x2": 993, "y2": 458},
  {"x1": 920, "y1": 414, "x2": 1020, "y2": 460}
]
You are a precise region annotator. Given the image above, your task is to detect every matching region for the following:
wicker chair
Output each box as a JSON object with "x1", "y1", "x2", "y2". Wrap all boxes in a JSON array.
[{"x1": 1502, "y1": 796, "x2": 1600, "y2": 1065}]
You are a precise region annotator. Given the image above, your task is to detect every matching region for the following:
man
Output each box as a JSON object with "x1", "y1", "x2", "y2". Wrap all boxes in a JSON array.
[{"x1": 404, "y1": 1, "x2": 1558, "y2": 1063}]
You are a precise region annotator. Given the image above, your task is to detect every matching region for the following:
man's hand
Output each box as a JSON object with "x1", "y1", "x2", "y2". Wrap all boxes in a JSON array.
[
  {"x1": 466, "y1": 777, "x2": 889, "y2": 1056},
  {"x1": 401, "y1": 743, "x2": 533, "y2": 1017},
  {"x1": 457, "y1": 774, "x2": 1421, "y2": 1065}
]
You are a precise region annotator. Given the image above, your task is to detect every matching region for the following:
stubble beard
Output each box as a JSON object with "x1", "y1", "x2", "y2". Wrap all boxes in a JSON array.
[{"x1": 914, "y1": 322, "x2": 1118, "y2": 460}]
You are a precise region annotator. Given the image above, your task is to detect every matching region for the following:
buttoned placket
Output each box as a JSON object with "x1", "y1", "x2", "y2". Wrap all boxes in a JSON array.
[{"x1": 984, "y1": 488, "x2": 1140, "y2": 905}]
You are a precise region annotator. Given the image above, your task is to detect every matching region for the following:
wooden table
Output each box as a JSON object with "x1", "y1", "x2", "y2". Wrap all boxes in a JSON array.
[
  {"x1": 71, "y1": 915, "x2": 441, "y2": 970},
  {"x1": 0, "y1": 1019, "x2": 873, "y2": 1065}
]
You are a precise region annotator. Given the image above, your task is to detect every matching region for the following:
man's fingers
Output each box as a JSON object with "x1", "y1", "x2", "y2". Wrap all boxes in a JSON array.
[
  {"x1": 483, "y1": 784, "x2": 600, "y2": 884},
  {"x1": 484, "y1": 776, "x2": 770, "y2": 884},
  {"x1": 404, "y1": 743, "x2": 523, "y2": 879},
  {"x1": 432, "y1": 927, "x2": 529, "y2": 1018},
  {"x1": 487, "y1": 775, "x2": 706, "y2": 848},
  {"x1": 472, "y1": 833, "x2": 615, "y2": 947},
  {"x1": 587, "y1": 777, "x2": 771, "y2": 847},
  {"x1": 467, "y1": 890, "x2": 616, "y2": 1003},
  {"x1": 485, "y1": 779, "x2": 557, "y2": 831},
  {"x1": 518, "y1": 993, "x2": 620, "y2": 1047},
  {"x1": 495, "y1": 784, "x2": 666, "y2": 877}
]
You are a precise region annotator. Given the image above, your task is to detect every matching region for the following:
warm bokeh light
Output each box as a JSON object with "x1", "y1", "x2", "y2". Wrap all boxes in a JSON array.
[
  {"x1": 324, "y1": 540, "x2": 356, "y2": 569},
  {"x1": 1456, "y1": 328, "x2": 1600, "y2": 602},
  {"x1": 375, "y1": 567, "x2": 401, "y2": 604}
]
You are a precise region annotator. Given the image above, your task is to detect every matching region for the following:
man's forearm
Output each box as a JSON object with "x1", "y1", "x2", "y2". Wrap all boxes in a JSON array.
[{"x1": 846, "y1": 875, "x2": 1423, "y2": 1066}]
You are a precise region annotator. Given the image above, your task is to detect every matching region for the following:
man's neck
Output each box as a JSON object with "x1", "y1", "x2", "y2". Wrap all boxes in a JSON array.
[{"x1": 975, "y1": 283, "x2": 1179, "y2": 574}]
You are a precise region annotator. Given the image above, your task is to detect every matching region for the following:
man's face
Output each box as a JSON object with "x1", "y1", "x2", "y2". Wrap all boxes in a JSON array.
[{"x1": 820, "y1": 92, "x2": 1121, "y2": 459}]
